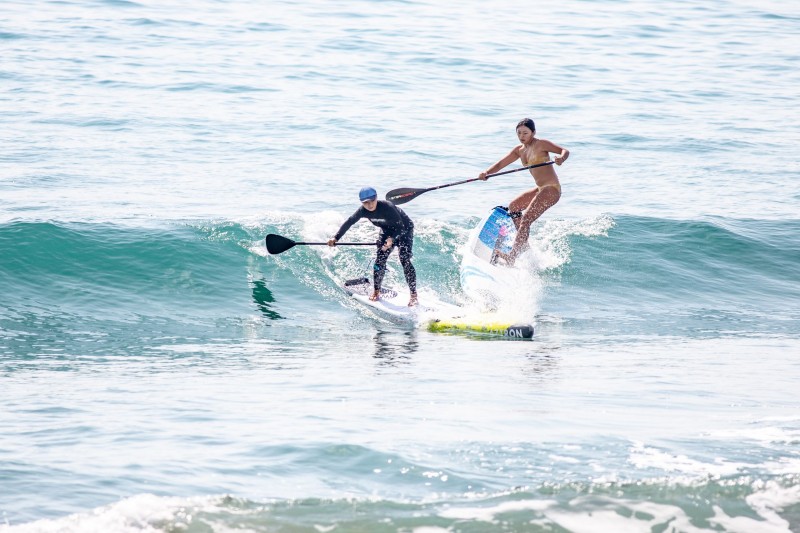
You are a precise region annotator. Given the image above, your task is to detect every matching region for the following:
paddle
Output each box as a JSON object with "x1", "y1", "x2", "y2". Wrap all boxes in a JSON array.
[
  {"x1": 385, "y1": 160, "x2": 555, "y2": 205},
  {"x1": 265, "y1": 234, "x2": 375, "y2": 255}
]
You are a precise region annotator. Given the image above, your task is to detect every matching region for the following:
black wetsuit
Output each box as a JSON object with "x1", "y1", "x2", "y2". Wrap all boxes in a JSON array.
[{"x1": 334, "y1": 200, "x2": 416, "y2": 293}]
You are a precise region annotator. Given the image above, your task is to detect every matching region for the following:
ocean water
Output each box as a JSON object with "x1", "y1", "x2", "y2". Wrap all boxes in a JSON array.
[{"x1": 2, "y1": 0, "x2": 800, "y2": 531}]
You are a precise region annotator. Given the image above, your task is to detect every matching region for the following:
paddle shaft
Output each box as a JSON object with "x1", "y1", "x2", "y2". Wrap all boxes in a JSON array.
[
  {"x1": 387, "y1": 160, "x2": 555, "y2": 203},
  {"x1": 294, "y1": 242, "x2": 374, "y2": 246},
  {"x1": 428, "y1": 160, "x2": 555, "y2": 192}
]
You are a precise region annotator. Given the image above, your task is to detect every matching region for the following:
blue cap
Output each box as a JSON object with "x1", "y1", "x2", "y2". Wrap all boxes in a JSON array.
[{"x1": 359, "y1": 186, "x2": 377, "y2": 202}]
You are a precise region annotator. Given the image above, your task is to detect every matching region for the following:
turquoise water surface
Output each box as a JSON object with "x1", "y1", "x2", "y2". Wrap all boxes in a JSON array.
[{"x1": 2, "y1": 0, "x2": 800, "y2": 531}]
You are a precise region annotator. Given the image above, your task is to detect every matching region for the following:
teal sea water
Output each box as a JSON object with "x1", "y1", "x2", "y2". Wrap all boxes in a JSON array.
[{"x1": 2, "y1": 0, "x2": 800, "y2": 531}]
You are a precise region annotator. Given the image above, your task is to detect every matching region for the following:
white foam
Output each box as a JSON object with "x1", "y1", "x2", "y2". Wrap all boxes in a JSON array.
[
  {"x1": 1, "y1": 494, "x2": 226, "y2": 533},
  {"x1": 628, "y1": 441, "x2": 745, "y2": 477},
  {"x1": 708, "y1": 425, "x2": 800, "y2": 446},
  {"x1": 549, "y1": 498, "x2": 706, "y2": 533},
  {"x1": 708, "y1": 496, "x2": 796, "y2": 533},
  {"x1": 439, "y1": 499, "x2": 555, "y2": 521},
  {"x1": 528, "y1": 214, "x2": 615, "y2": 271},
  {"x1": 413, "y1": 218, "x2": 470, "y2": 248},
  {"x1": 439, "y1": 491, "x2": 800, "y2": 533},
  {"x1": 762, "y1": 457, "x2": 800, "y2": 476}
]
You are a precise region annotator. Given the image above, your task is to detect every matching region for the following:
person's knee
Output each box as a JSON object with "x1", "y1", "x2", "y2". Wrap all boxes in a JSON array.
[
  {"x1": 519, "y1": 205, "x2": 541, "y2": 220},
  {"x1": 374, "y1": 257, "x2": 388, "y2": 271},
  {"x1": 508, "y1": 200, "x2": 526, "y2": 213}
]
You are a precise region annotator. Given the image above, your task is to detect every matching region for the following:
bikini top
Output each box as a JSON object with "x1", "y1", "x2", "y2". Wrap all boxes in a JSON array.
[
  {"x1": 523, "y1": 154, "x2": 550, "y2": 166},
  {"x1": 521, "y1": 144, "x2": 550, "y2": 166}
]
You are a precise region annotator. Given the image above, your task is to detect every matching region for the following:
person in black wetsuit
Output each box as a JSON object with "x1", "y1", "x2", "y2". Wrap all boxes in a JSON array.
[{"x1": 327, "y1": 186, "x2": 418, "y2": 306}]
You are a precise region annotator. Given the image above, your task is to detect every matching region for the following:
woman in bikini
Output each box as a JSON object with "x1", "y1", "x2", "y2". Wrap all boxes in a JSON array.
[{"x1": 478, "y1": 118, "x2": 569, "y2": 265}]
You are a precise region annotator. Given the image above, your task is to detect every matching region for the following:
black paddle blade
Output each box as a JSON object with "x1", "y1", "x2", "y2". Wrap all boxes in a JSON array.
[
  {"x1": 265, "y1": 234, "x2": 296, "y2": 255},
  {"x1": 385, "y1": 187, "x2": 427, "y2": 205}
]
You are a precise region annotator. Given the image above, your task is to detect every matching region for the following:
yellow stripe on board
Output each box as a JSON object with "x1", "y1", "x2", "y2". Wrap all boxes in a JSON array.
[{"x1": 427, "y1": 320, "x2": 534, "y2": 339}]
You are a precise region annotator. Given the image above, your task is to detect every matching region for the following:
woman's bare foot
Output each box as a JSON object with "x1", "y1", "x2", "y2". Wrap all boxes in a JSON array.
[
  {"x1": 408, "y1": 292, "x2": 418, "y2": 307},
  {"x1": 369, "y1": 290, "x2": 380, "y2": 301}
]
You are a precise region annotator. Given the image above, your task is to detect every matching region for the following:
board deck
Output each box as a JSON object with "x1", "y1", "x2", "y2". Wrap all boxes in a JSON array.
[
  {"x1": 460, "y1": 206, "x2": 518, "y2": 307},
  {"x1": 342, "y1": 278, "x2": 421, "y2": 323}
]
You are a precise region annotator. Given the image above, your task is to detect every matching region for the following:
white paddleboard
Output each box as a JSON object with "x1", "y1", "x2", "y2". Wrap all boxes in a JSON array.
[
  {"x1": 460, "y1": 206, "x2": 520, "y2": 309},
  {"x1": 456, "y1": 207, "x2": 536, "y2": 338},
  {"x1": 343, "y1": 277, "x2": 419, "y2": 323},
  {"x1": 342, "y1": 277, "x2": 533, "y2": 339},
  {"x1": 342, "y1": 277, "x2": 465, "y2": 324}
]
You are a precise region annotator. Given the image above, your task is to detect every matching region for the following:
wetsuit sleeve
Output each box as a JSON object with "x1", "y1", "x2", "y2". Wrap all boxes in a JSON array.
[{"x1": 333, "y1": 207, "x2": 364, "y2": 241}]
